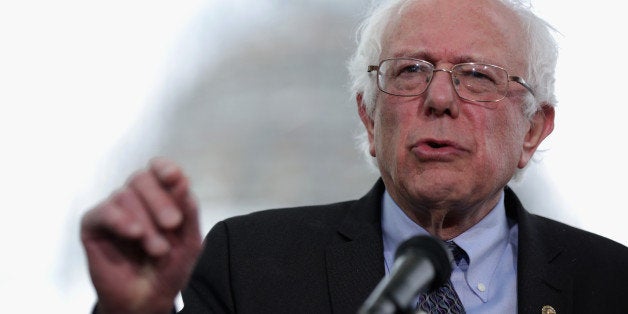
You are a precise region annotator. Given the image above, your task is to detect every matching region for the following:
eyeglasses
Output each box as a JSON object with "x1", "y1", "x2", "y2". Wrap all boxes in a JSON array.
[{"x1": 367, "y1": 58, "x2": 534, "y2": 102}]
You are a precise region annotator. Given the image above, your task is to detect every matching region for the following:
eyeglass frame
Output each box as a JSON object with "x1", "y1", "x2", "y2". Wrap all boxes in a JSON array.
[{"x1": 367, "y1": 58, "x2": 535, "y2": 103}]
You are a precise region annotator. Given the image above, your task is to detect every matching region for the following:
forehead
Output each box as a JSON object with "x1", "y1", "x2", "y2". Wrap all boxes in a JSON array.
[{"x1": 382, "y1": 0, "x2": 526, "y2": 70}]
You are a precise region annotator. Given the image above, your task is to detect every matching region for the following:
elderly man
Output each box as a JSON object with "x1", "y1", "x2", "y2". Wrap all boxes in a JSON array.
[{"x1": 81, "y1": 0, "x2": 628, "y2": 313}]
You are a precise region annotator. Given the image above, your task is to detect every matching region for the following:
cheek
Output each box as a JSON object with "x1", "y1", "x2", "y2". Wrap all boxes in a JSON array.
[
  {"x1": 375, "y1": 102, "x2": 400, "y2": 142},
  {"x1": 480, "y1": 108, "x2": 528, "y2": 169},
  {"x1": 373, "y1": 102, "x2": 415, "y2": 164}
]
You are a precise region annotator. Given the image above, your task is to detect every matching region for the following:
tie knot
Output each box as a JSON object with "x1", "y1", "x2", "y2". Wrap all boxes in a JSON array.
[{"x1": 445, "y1": 241, "x2": 469, "y2": 266}]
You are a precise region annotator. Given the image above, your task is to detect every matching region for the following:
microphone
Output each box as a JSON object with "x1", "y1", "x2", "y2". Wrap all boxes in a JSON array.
[{"x1": 358, "y1": 235, "x2": 452, "y2": 314}]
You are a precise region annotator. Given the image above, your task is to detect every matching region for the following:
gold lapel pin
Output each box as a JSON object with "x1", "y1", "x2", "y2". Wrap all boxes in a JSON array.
[{"x1": 542, "y1": 305, "x2": 556, "y2": 314}]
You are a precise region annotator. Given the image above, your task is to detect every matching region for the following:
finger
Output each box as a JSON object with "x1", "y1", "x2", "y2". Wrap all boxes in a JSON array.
[
  {"x1": 166, "y1": 174, "x2": 195, "y2": 212},
  {"x1": 149, "y1": 158, "x2": 198, "y2": 228},
  {"x1": 174, "y1": 191, "x2": 200, "y2": 238},
  {"x1": 146, "y1": 158, "x2": 201, "y2": 249},
  {"x1": 81, "y1": 193, "x2": 144, "y2": 241},
  {"x1": 165, "y1": 174, "x2": 200, "y2": 231},
  {"x1": 149, "y1": 157, "x2": 184, "y2": 188},
  {"x1": 128, "y1": 170, "x2": 183, "y2": 230},
  {"x1": 114, "y1": 187, "x2": 171, "y2": 256}
]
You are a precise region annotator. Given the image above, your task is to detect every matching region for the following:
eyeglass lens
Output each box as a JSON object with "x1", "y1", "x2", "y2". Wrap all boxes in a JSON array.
[{"x1": 378, "y1": 59, "x2": 510, "y2": 102}]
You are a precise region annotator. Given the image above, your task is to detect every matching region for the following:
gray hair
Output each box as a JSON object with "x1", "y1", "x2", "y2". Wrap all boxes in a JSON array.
[{"x1": 347, "y1": 0, "x2": 559, "y2": 171}]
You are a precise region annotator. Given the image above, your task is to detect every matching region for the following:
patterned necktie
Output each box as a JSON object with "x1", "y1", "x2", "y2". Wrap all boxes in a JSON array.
[{"x1": 415, "y1": 241, "x2": 467, "y2": 314}]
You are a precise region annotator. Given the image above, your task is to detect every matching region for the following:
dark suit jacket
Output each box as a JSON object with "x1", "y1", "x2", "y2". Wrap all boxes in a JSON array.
[{"x1": 180, "y1": 180, "x2": 628, "y2": 313}]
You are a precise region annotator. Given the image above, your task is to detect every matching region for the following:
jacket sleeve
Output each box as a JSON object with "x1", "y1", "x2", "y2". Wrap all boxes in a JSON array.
[{"x1": 179, "y1": 221, "x2": 236, "y2": 314}]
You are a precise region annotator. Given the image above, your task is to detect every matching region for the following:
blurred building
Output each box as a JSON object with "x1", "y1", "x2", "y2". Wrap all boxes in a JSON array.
[
  {"x1": 103, "y1": 0, "x2": 380, "y2": 232},
  {"x1": 99, "y1": 0, "x2": 575, "y2": 233}
]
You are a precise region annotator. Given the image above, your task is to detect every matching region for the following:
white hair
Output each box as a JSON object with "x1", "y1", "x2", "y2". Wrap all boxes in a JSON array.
[{"x1": 347, "y1": 0, "x2": 559, "y2": 172}]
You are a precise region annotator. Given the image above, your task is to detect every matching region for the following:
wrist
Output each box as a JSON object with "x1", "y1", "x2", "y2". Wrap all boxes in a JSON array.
[{"x1": 95, "y1": 301, "x2": 175, "y2": 314}]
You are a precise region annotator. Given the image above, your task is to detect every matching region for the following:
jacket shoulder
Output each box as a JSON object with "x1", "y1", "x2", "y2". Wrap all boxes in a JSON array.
[
  {"x1": 527, "y1": 212, "x2": 628, "y2": 258},
  {"x1": 220, "y1": 200, "x2": 358, "y2": 236}
]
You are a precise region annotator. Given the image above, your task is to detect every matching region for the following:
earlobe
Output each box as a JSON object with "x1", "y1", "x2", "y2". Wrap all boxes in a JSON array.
[
  {"x1": 357, "y1": 94, "x2": 377, "y2": 157},
  {"x1": 518, "y1": 104, "x2": 555, "y2": 168}
]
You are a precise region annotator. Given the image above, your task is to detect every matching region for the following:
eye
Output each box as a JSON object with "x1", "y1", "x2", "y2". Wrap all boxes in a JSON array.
[
  {"x1": 394, "y1": 64, "x2": 418, "y2": 76},
  {"x1": 461, "y1": 69, "x2": 496, "y2": 83},
  {"x1": 394, "y1": 63, "x2": 429, "y2": 78}
]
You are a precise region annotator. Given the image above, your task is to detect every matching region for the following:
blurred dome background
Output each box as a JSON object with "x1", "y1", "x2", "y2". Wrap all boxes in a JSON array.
[{"x1": 3, "y1": 1, "x2": 626, "y2": 313}]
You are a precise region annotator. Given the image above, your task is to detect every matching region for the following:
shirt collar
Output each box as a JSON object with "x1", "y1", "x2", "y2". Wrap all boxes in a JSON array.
[{"x1": 381, "y1": 189, "x2": 511, "y2": 279}]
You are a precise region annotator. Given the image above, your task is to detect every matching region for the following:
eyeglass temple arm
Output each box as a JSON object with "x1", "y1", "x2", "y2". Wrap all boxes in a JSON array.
[
  {"x1": 509, "y1": 75, "x2": 535, "y2": 96},
  {"x1": 367, "y1": 65, "x2": 379, "y2": 73}
]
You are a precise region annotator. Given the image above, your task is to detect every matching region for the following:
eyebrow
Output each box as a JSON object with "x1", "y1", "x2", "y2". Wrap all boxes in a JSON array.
[{"x1": 388, "y1": 50, "x2": 494, "y2": 65}]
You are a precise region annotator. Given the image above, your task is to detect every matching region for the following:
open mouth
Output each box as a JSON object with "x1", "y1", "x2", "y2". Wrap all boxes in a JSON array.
[{"x1": 427, "y1": 141, "x2": 449, "y2": 149}]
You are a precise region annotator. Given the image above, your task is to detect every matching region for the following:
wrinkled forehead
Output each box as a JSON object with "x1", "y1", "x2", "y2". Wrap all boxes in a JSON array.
[{"x1": 381, "y1": 0, "x2": 527, "y2": 70}]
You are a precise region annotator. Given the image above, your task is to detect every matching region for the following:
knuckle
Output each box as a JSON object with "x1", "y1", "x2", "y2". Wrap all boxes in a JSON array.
[
  {"x1": 83, "y1": 201, "x2": 123, "y2": 231},
  {"x1": 128, "y1": 170, "x2": 149, "y2": 186},
  {"x1": 101, "y1": 203, "x2": 123, "y2": 225},
  {"x1": 111, "y1": 188, "x2": 132, "y2": 204},
  {"x1": 79, "y1": 208, "x2": 95, "y2": 228}
]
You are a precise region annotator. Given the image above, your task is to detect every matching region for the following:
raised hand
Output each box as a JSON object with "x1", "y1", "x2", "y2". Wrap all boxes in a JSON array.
[{"x1": 81, "y1": 158, "x2": 202, "y2": 314}]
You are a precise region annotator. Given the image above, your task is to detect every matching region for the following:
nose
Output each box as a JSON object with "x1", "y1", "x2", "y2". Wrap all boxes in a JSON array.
[{"x1": 422, "y1": 69, "x2": 460, "y2": 118}]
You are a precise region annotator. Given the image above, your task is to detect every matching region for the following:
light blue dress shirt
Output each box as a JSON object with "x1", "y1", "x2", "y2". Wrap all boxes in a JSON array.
[{"x1": 381, "y1": 190, "x2": 518, "y2": 313}]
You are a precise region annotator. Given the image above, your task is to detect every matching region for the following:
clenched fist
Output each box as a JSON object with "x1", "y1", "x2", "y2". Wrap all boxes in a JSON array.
[{"x1": 81, "y1": 158, "x2": 202, "y2": 314}]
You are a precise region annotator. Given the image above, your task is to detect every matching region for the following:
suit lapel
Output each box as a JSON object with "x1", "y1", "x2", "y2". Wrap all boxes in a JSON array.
[
  {"x1": 505, "y1": 187, "x2": 574, "y2": 313},
  {"x1": 324, "y1": 183, "x2": 576, "y2": 313},
  {"x1": 326, "y1": 180, "x2": 386, "y2": 314}
]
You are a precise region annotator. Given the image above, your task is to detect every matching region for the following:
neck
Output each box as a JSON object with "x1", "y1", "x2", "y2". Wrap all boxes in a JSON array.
[{"x1": 395, "y1": 191, "x2": 502, "y2": 240}]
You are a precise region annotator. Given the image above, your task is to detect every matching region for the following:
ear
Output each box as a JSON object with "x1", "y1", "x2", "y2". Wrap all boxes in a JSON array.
[
  {"x1": 518, "y1": 104, "x2": 555, "y2": 168},
  {"x1": 357, "y1": 93, "x2": 377, "y2": 157}
]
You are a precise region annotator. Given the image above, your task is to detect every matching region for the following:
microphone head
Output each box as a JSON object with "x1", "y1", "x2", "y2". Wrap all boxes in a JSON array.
[{"x1": 394, "y1": 235, "x2": 453, "y2": 290}]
